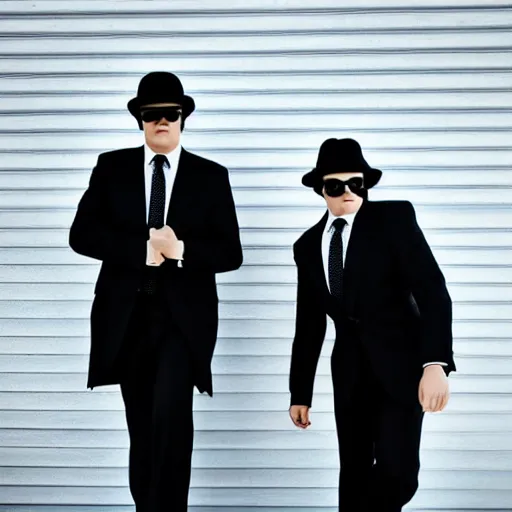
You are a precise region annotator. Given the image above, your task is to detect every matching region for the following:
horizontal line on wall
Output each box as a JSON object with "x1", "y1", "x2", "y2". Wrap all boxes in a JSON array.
[
  {"x1": 4, "y1": 88, "x2": 512, "y2": 97},
  {"x1": 0, "y1": 340, "x2": 508, "y2": 348},
  {"x1": 244, "y1": 246, "x2": 512, "y2": 251},
  {"x1": 0, "y1": 316, "x2": 511, "y2": 321},
  {"x1": 0, "y1": 283, "x2": 507, "y2": 290},
  {"x1": 12, "y1": 506, "x2": 509, "y2": 512},
  {"x1": 1, "y1": 226, "x2": 511, "y2": 233},
  {"x1": 1, "y1": 5, "x2": 511, "y2": 17},
  {"x1": 0, "y1": 507, "x2": 497, "y2": 512},
  {"x1": 0, "y1": 382, "x2": 507, "y2": 393},
  {"x1": 0, "y1": 466, "x2": 508, "y2": 472},
  {"x1": 4, "y1": 68, "x2": 512, "y2": 77},
  {"x1": 4, "y1": 203, "x2": 512, "y2": 209},
  {"x1": 2, "y1": 26, "x2": 512, "y2": 38},
  {"x1": 7, "y1": 441, "x2": 497, "y2": 453},
  {"x1": 2, "y1": 47, "x2": 512, "y2": 57},
  {"x1": 6, "y1": 244, "x2": 507, "y2": 252},
  {"x1": 0, "y1": 409, "x2": 511, "y2": 415},
  {"x1": 4, "y1": 127, "x2": 512, "y2": 135},
  {"x1": 0, "y1": 165, "x2": 510, "y2": 173},
  {"x1": 0, "y1": 391, "x2": 508, "y2": 396},
  {"x1": 2, "y1": 246, "x2": 512, "y2": 253},
  {"x1": 1, "y1": 428, "x2": 511, "y2": 435},
  {"x1": 0, "y1": 467, "x2": 510, "y2": 476},
  {"x1": 2, "y1": 299, "x2": 511, "y2": 306},
  {"x1": 0, "y1": 369, "x2": 509, "y2": 375},
  {"x1": 1, "y1": 146, "x2": 512, "y2": 155},
  {"x1": 0, "y1": 184, "x2": 510, "y2": 191},
  {"x1": 3, "y1": 107, "x2": 512, "y2": 115},
  {"x1": 2, "y1": 5, "x2": 512, "y2": 16},
  {"x1": 0, "y1": 354, "x2": 505, "y2": 361},
  {"x1": 0, "y1": 337, "x2": 507, "y2": 342},
  {"x1": 0, "y1": 484, "x2": 506, "y2": 491},
  {"x1": 0, "y1": 185, "x2": 511, "y2": 193},
  {"x1": 0, "y1": 204, "x2": 510, "y2": 211}
]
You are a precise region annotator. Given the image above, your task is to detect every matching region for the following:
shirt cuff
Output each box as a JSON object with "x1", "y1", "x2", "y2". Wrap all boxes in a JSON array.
[
  {"x1": 176, "y1": 240, "x2": 184, "y2": 260},
  {"x1": 423, "y1": 362, "x2": 447, "y2": 368},
  {"x1": 176, "y1": 241, "x2": 184, "y2": 268}
]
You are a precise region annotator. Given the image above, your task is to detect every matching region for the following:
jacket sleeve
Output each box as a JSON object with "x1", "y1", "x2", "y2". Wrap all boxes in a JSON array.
[
  {"x1": 69, "y1": 154, "x2": 147, "y2": 269},
  {"x1": 289, "y1": 244, "x2": 327, "y2": 407},
  {"x1": 177, "y1": 166, "x2": 243, "y2": 274},
  {"x1": 398, "y1": 201, "x2": 455, "y2": 374}
]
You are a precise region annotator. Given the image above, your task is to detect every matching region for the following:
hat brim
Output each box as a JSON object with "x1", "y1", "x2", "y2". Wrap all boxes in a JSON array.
[
  {"x1": 127, "y1": 95, "x2": 195, "y2": 121},
  {"x1": 302, "y1": 167, "x2": 382, "y2": 192}
]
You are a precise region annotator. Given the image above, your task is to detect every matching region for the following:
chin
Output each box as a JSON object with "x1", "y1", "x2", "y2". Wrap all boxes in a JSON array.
[
  {"x1": 328, "y1": 199, "x2": 361, "y2": 216},
  {"x1": 344, "y1": 203, "x2": 358, "y2": 213},
  {"x1": 150, "y1": 138, "x2": 177, "y2": 151}
]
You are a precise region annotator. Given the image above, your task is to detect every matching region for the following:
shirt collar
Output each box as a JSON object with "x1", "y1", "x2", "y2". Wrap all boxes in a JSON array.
[
  {"x1": 326, "y1": 208, "x2": 358, "y2": 233},
  {"x1": 144, "y1": 143, "x2": 182, "y2": 170}
]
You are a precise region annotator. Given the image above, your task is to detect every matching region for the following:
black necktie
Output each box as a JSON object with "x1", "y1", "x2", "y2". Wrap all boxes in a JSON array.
[
  {"x1": 148, "y1": 154, "x2": 168, "y2": 228},
  {"x1": 328, "y1": 218, "x2": 347, "y2": 300},
  {"x1": 142, "y1": 154, "x2": 169, "y2": 294}
]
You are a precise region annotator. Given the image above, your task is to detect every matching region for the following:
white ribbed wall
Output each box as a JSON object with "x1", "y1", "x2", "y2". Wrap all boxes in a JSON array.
[{"x1": 0, "y1": 1, "x2": 511, "y2": 510}]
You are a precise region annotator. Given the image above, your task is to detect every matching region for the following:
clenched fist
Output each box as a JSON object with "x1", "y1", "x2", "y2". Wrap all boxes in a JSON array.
[
  {"x1": 419, "y1": 365, "x2": 450, "y2": 413},
  {"x1": 289, "y1": 405, "x2": 312, "y2": 429},
  {"x1": 146, "y1": 240, "x2": 165, "y2": 266},
  {"x1": 149, "y1": 226, "x2": 184, "y2": 260}
]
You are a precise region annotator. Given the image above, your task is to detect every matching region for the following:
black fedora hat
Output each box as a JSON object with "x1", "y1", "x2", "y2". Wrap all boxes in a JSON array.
[
  {"x1": 127, "y1": 71, "x2": 195, "y2": 129},
  {"x1": 302, "y1": 138, "x2": 382, "y2": 194}
]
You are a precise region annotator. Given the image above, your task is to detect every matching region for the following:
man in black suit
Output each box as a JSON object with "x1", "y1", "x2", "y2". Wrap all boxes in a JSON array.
[
  {"x1": 288, "y1": 138, "x2": 456, "y2": 511},
  {"x1": 69, "y1": 71, "x2": 243, "y2": 512}
]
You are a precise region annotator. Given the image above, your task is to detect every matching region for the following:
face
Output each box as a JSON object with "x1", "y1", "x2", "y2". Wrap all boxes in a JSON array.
[
  {"x1": 141, "y1": 102, "x2": 182, "y2": 153},
  {"x1": 322, "y1": 172, "x2": 365, "y2": 216}
]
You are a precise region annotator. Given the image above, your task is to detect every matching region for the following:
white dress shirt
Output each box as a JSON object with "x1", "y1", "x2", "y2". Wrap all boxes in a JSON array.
[
  {"x1": 322, "y1": 209, "x2": 445, "y2": 369},
  {"x1": 322, "y1": 209, "x2": 357, "y2": 285},
  {"x1": 144, "y1": 143, "x2": 184, "y2": 265},
  {"x1": 144, "y1": 143, "x2": 182, "y2": 222}
]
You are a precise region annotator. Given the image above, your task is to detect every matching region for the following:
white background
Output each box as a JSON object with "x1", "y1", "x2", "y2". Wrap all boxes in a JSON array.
[{"x1": 0, "y1": 1, "x2": 511, "y2": 510}]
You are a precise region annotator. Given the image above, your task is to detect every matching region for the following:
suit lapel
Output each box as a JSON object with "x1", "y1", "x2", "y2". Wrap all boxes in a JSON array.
[
  {"x1": 122, "y1": 145, "x2": 147, "y2": 229},
  {"x1": 166, "y1": 147, "x2": 194, "y2": 226},
  {"x1": 308, "y1": 211, "x2": 330, "y2": 298},
  {"x1": 343, "y1": 200, "x2": 373, "y2": 316}
]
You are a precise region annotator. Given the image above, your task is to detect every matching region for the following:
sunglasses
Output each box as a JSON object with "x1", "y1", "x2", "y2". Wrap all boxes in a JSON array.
[
  {"x1": 323, "y1": 177, "x2": 364, "y2": 197},
  {"x1": 140, "y1": 108, "x2": 182, "y2": 123}
]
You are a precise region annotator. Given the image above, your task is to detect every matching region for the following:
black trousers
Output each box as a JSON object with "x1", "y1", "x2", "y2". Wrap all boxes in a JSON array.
[
  {"x1": 332, "y1": 341, "x2": 424, "y2": 512},
  {"x1": 115, "y1": 290, "x2": 195, "y2": 512}
]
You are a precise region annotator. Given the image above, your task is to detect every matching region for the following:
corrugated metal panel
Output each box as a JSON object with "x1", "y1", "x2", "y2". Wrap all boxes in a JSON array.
[{"x1": 0, "y1": 1, "x2": 511, "y2": 510}]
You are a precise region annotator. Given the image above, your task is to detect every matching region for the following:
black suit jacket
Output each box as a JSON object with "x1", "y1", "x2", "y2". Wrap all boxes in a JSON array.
[
  {"x1": 289, "y1": 200, "x2": 456, "y2": 408},
  {"x1": 69, "y1": 146, "x2": 243, "y2": 394}
]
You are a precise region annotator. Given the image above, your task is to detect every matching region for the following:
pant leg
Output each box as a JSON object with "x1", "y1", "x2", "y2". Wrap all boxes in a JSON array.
[
  {"x1": 118, "y1": 295, "x2": 158, "y2": 512},
  {"x1": 332, "y1": 343, "x2": 377, "y2": 512},
  {"x1": 120, "y1": 377, "x2": 153, "y2": 512},
  {"x1": 147, "y1": 319, "x2": 195, "y2": 512},
  {"x1": 368, "y1": 392, "x2": 424, "y2": 512}
]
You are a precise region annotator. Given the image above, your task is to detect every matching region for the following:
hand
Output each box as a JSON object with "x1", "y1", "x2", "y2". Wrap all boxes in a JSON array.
[
  {"x1": 289, "y1": 405, "x2": 311, "y2": 429},
  {"x1": 419, "y1": 365, "x2": 450, "y2": 413},
  {"x1": 146, "y1": 240, "x2": 165, "y2": 266},
  {"x1": 149, "y1": 226, "x2": 183, "y2": 259}
]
